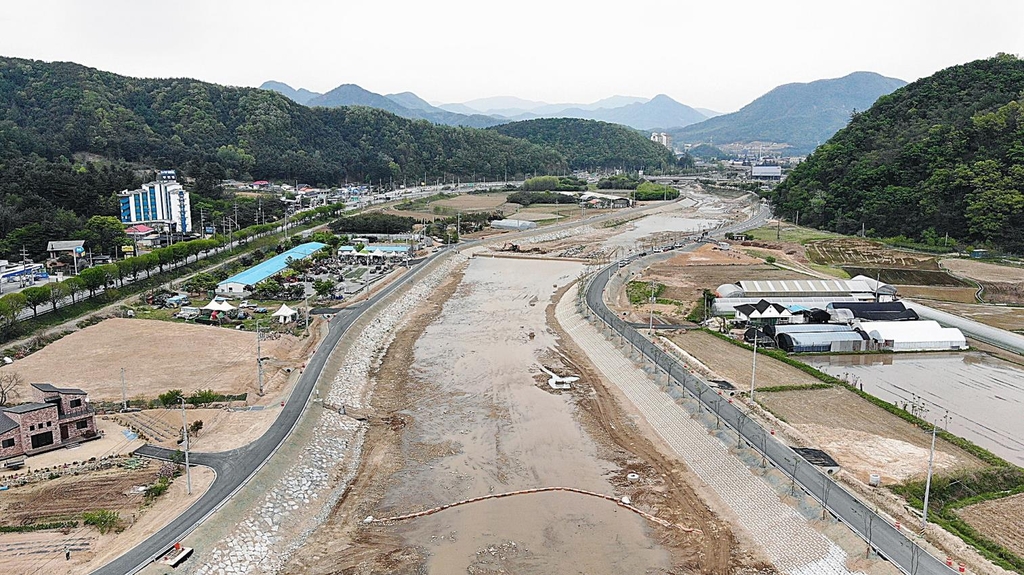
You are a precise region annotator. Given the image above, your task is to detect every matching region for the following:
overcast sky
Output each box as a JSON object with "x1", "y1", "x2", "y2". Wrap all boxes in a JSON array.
[{"x1": 1, "y1": 0, "x2": 1022, "y2": 112}]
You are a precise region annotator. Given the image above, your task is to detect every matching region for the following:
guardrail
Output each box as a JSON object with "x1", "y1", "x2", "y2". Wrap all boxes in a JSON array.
[{"x1": 581, "y1": 212, "x2": 953, "y2": 575}]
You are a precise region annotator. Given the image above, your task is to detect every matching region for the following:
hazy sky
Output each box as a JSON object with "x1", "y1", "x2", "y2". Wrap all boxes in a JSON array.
[{"x1": 1, "y1": 0, "x2": 1022, "y2": 112}]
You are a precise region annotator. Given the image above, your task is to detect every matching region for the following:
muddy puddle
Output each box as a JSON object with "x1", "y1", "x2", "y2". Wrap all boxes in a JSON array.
[
  {"x1": 602, "y1": 214, "x2": 720, "y2": 250},
  {"x1": 380, "y1": 257, "x2": 672, "y2": 573},
  {"x1": 806, "y1": 352, "x2": 1024, "y2": 466}
]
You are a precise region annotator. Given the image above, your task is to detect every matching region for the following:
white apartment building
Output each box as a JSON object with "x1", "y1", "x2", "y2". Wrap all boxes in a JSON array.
[{"x1": 118, "y1": 170, "x2": 192, "y2": 233}]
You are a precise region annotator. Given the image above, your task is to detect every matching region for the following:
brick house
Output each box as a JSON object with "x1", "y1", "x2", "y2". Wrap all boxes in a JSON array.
[{"x1": 0, "y1": 383, "x2": 98, "y2": 466}]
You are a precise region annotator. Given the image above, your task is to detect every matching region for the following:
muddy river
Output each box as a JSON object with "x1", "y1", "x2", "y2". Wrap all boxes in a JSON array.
[
  {"x1": 806, "y1": 352, "x2": 1024, "y2": 467},
  {"x1": 381, "y1": 256, "x2": 672, "y2": 573}
]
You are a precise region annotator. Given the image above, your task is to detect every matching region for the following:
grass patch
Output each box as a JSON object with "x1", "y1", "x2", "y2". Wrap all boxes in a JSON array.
[
  {"x1": 626, "y1": 281, "x2": 665, "y2": 305},
  {"x1": 757, "y1": 383, "x2": 833, "y2": 393},
  {"x1": 394, "y1": 192, "x2": 456, "y2": 212},
  {"x1": 746, "y1": 224, "x2": 838, "y2": 244},
  {"x1": 0, "y1": 520, "x2": 79, "y2": 533},
  {"x1": 807, "y1": 263, "x2": 851, "y2": 278}
]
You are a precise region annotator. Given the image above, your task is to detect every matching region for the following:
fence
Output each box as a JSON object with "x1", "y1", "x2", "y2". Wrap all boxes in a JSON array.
[{"x1": 579, "y1": 254, "x2": 953, "y2": 575}]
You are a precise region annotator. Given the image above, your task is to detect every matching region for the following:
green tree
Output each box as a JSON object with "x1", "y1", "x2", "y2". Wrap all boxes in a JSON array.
[
  {"x1": 313, "y1": 279, "x2": 335, "y2": 298},
  {"x1": 22, "y1": 286, "x2": 50, "y2": 318},
  {"x1": 79, "y1": 216, "x2": 129, "y2": 256},
  {"x1": 47, "y1": 281, "x2": 67, "y2": 312},
  {"x1": 0, "y1": 293, "x2": 27, "y2": 336},
  {"x1": 78, "y1": 266, "x2": 108, "y2": 298},
  {"x1": 158, "y1": 389, "x2": 184, "y2": 406},
  {"x1": 64, "y1": 276, "x2": 85, "y2": 304}
]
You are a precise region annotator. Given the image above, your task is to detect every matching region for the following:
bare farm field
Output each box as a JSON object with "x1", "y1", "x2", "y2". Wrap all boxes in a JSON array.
[
  {"x1": 645, "y1": 259, "x2": 809, "y2": 307},
  {"x1": 758, "y1": 387, "x2": 984, "y2": 483},
  {"x1": 942, "y1": 258, "x2": 1024, "y2": 304},
  {"x1": 806, "y1": 238, "x2": 967, "y2": 286},
  {"x1": 431, "y1": 192, "x2": 509, "y2": 212},
  {"x1": 897, "y1": 285, "x2": 980, "y2": 303},
  {"x1": 0, "y1": 318, "x2": 305, "y2": 402},
  {"x1": 957, "y1": 492, "x2": 1024, "y2": 557},
  {"x1": 666, "y1": 330, "x2": 821, "y2": 390},
  {"x1": 923, "y1": 300, "x2": 1024, "y2": 333}
]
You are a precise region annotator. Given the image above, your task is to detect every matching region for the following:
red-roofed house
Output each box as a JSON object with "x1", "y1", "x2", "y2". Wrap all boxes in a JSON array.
[{"x1": 125, "y1": 224, "x2": 155, "y2": 235}]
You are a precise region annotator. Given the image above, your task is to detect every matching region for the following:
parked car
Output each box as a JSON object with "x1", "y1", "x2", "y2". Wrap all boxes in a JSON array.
[
  {"x1": 254, "y1": 307, "x2": 268, "y2": 313},
  {"x1": 239, "y1": 300, "x2": 257, "y2": 309}
]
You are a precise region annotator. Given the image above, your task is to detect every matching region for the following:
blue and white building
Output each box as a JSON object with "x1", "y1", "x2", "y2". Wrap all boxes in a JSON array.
[{"x1": 118, "y1": 170, "x2": 192, "y2": 234}]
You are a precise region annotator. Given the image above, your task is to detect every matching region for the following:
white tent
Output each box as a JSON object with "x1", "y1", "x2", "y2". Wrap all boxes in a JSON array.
[
  {"x1": 273, "y1": 303, "x2": 298, "y2": 324},
  {"x1": 202, "y1": 299, "x2": 236, "y2": 312}
]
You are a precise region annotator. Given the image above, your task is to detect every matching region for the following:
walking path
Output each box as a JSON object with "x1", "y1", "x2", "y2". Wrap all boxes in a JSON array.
[{"x1": 555, "y1": 290, "x2": 867, "y2": 575}]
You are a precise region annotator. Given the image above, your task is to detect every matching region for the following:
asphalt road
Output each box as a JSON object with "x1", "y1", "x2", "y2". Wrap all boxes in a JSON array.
[
  {"x1": 91, "y1": 250, "x2": 444, "y2": 575},
  {"x1": 585, "y1": 207, "x2": 953, "y2": 575}
]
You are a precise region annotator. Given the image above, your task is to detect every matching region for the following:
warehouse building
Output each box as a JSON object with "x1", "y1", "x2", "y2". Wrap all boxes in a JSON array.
[
  {"x1": 217, "y1": 242, "x2": 327, "y2": 294},
  {"x1": 855, "y1": 320, "x2": 968, "y2": 352}
]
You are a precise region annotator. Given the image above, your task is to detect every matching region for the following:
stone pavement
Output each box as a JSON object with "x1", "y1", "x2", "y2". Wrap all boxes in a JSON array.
[{"x1": 555, "y1": 292, "x2": 867, "y2": 575}]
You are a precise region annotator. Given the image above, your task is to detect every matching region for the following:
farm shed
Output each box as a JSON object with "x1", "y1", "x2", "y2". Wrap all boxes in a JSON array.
[
  {"x1": 490, "y1": 219, "x2": 537, "y2": 231},
  {"x1": 856, "y1": 320, "x2": 968, "y2": 352},
  {"x1": 776, "y1": 329, "x2": 868, "y2": 353},
  {"x1": 734, "y1": 299, "x2": 792, "y2": 324},
  {"x1": 712, "y1": 297, "x2": 860, "y2": 316},
  {"x1": 827, "y1": 301, "x2": 918, "y2": 322},
  {"x1": 849, "y1": 275, "x2": 898, "y2": 301}
]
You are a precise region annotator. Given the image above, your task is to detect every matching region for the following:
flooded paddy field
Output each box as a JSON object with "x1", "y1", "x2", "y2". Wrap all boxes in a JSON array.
[{"x1": 805, "y1": 352, "x2": 1024, "y2": 467}]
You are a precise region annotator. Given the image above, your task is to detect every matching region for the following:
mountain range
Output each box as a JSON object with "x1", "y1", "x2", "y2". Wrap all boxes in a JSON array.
[
  {"x1": 264, "y1": 72, "x2": 906, "y2": 154},
  {"x1": 669, "y1": 72, "x2": 907, "y2": 154},
  {"x1": 262, "y1": 81, "x2": 712, "y2": 131}
]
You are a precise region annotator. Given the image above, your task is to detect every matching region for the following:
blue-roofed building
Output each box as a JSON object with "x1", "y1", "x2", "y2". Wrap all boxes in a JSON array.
[{"x1": 217, "y1": 242, "x2": 327, "y2": 294}]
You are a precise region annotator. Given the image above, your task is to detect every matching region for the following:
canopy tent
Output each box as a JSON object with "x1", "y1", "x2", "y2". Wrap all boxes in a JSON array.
[
  {"x1": 202, "y1": 299, "x2": 236, "y2": 312},
  {"x1": 273, "y1": 303, "x2": 299, "y2": 324}
]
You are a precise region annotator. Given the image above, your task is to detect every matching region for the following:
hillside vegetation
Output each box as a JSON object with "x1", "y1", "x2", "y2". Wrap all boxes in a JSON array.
[
  {"x1": 0, "y1": 56, "x2": 576, "y2": 258},
  {"x1": 490, "y1": 118, "x2": 684, "y2": 171},
  {"x1": 772, "y1": 55, "x2": 1024, "y2": 252}
]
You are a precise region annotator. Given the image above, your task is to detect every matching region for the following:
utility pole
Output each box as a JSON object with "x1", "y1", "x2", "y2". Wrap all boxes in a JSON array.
[
  {"x1": 199, "y1": 207, "x2": 206, "y2": 240},
  {"x1": 648, "y1": 280, "x2": 657, "y2": 335},
  {"x1": 120, "y1": 368, "x2": 128, "y2": 412},
  {"x1": 256, "y1": 320, "x2": 265, "y2": 396},
  {"x1": 922, "y1": 420, "x2": 938, "y2": 528},
  {"x1": 750, "y1": 329, "x2": 759, "y2": 402},
  {"x1": 179, "y1": 397, "x2": 192, "y2": 495}
]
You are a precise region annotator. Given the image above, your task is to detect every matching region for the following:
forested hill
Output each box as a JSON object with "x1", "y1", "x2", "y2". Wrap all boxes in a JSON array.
[
  {"x1": 0, "y1": 56, "x2": 571, "y2": 258},
  {"x1": 490, "y1": 118, "x2": 683, "y2": 171},
  {"x1": 671, "y1": 72, "x2": 906, "y2": 153},
  {"x1": 771, "y1": 55, "x2": 1024, "y2": 252}
]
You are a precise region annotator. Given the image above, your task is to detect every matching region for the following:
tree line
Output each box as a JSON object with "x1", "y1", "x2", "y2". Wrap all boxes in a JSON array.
[{"x1": 773, "y1": 55, "x2": 1024, "y2": 253}]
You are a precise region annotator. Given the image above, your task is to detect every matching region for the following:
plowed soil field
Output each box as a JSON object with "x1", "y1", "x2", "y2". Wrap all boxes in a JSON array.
[{"x1": 957, "y1": 492, "x2": 1024, "y2": 557}]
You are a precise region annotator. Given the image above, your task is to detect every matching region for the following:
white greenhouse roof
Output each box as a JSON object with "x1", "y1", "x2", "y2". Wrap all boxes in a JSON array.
[
  {"x1": 856, "y1": 320, "x2": 966, "y2": 344},
  {"x1": 738, "y1": 280, "x2": 873, "y2": 295}
]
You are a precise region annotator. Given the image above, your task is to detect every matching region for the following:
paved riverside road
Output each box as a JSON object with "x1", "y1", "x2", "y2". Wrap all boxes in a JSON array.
[
  {"x1": 91, "y1": 250, "x2": 445, "y2": 575},
  {"x1": 584, "y1": 221, "x2": 954, "y2": 575}
]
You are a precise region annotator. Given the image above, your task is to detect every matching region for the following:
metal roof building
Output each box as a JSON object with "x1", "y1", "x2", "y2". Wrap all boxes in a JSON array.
[
  {"x1": 737, "y1": 280, "x2": 874, "y2": 298},
  {"x1": 217, "y1": 242, "x2": 327, "y2": 294},
  {"x1": 855, "y1": 320, "x2": 968, "y2": 352}
]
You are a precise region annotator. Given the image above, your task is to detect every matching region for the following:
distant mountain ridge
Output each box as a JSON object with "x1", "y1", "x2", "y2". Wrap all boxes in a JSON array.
[
  {"x1": 445, "y1": 94, "x2": 706, "y2": 130},
  {"x1": 670, "y1": 72, "x2": 907, "y2": 153},
  {"x1": 263, "y1": 81, "x2": 501, "y2": 128}
]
